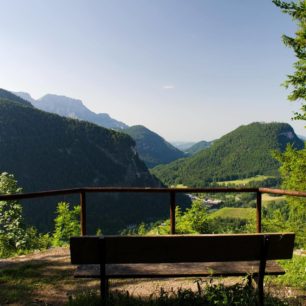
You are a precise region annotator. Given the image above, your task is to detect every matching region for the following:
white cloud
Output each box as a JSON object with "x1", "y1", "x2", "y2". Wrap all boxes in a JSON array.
[{"x1": 162, "y1": 85, "x2": 175, "y2": 90}]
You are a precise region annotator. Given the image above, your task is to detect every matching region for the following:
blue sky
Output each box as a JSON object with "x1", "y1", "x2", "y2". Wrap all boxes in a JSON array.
[{"x1": 0, "y1": 0, "x2": 304, "y2": 141}]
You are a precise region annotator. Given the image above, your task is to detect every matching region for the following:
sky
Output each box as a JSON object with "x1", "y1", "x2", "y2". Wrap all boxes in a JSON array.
[{"x1": 0, "y1": 0, "x2": 305, "y2": 142}]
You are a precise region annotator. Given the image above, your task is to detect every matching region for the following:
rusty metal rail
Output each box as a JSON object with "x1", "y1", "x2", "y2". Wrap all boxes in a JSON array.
[{"x1": 0, "y1": 187, "x2": 305, "y2": 235}]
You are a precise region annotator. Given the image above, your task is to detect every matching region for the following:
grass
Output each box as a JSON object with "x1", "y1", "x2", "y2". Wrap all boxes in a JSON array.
[
  {"x1": 262, "y1": 193, "x2": 286, "y2": 205},
  {"x1": 208, "y1": 207, "x2": 256, "y2": 220},
  {"x1": 269, "y1": 255, "x2": 306, "y2": 290},
  {"x1": 170, "y1": 184, "x2": 189, "y2": 188},
  {"x1": 0, "y1": 258, "x2": 78, "y2": 304},
  {"x1": 66, "y1": 282, "x2": 303, "y2": 306}
]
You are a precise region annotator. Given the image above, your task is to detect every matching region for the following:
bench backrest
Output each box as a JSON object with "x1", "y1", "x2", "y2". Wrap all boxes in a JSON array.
[{"x1": 70, "y1": 233, "x2": 294, "y2": 265}]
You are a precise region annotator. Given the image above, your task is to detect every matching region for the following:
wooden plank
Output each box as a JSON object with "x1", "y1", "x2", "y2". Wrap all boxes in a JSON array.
[
  {"x1": 70, "y1": 236, "x2": 100, "y2": 264},
  {"x1": 74, "y1": 261, "x2": 285, "y2": 279},
  {"x1": 70, "y1": 233, "x2": 294, "y2": 264}
]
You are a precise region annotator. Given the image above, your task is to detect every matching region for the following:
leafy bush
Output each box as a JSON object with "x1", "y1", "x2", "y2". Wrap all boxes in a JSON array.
[
  {"x1": 0, "y1": 172, "x2": 51, "y2": 258},
  {"x1": 52, "y1": 202, "x2": 80, "y2": 246},
  {"x1": 0, "y1": 172, "x2": 26, "y2": 257},
  {"x1": 270, "y1": 255, "x2": 306, "y2": 289}
]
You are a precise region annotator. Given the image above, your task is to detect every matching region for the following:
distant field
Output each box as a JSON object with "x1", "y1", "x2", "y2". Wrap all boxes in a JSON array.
[
  {"x1": 217, "y1": 175, "x2": 273, "y2": 186},
  {"x1": 262, "y1": 193, "x2": 286, "y2": 205},
  {"x1": 208, "y1": 207, "x2": 255, "y2": 220},
  {"x1": 171, "y1": 184, "x2": 188, "y2": 188}
]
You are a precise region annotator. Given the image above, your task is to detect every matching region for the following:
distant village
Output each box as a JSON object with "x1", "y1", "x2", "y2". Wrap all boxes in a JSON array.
[{"x1": 187, "y1": 194, "x2": 223, "y2": 209}]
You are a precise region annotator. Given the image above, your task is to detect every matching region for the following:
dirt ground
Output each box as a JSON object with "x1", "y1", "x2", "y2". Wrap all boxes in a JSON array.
[{"x1": 0, "y1": 247, "x2": 304, "y2": 305}]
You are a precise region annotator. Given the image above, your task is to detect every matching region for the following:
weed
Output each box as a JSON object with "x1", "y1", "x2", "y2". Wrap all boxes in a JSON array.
[{"x1": 66, "y1": 281, "x2": 303, "y2": 306}]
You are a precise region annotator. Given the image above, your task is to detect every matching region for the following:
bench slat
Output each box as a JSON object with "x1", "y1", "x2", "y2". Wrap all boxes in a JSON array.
[
  {"x1": 74, "y1": 261, "x2": 285, "y2": 278},
  {"x1": 70, "y1": 233, "x2": 295, "y2": 264}
]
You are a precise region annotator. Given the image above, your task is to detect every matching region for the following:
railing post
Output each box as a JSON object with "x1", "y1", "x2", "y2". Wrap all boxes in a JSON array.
[
  {"x1": 170, "y1": 191, "x2": 176, "y2": 234},
  {"x1": 80, "y1": 191, "x2": 87, "y2": 236},
  {"x1": 256, "y1": 191, "x2": 262, "y2": 233}
]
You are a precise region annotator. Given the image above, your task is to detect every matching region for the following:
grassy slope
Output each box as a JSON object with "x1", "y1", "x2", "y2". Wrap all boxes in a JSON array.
[
  {"x1": 208, "y1": 207, "x2": 256, "y2": 220},
  {"x1": 218, "y1": 175, "x2": 273, "y2": 185}
]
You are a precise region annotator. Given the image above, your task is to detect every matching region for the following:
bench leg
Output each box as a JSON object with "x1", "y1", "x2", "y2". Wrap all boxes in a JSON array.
[
  {"x1": 100, "y1": 277, "x2": 109, "y2": 305},
  {"x1": 256, "y1": 276, "x2": 263, "y2": 306},
  {"x1": 257, "y1": 235, "x2": 270, "y2": 306}
]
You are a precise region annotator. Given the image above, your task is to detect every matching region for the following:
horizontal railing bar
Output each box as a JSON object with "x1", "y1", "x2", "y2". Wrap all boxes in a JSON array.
[
  {"x1": 259, "y1": 188, "x2": 306, "y2": 197},
  {"x1": 0, "y1": 187, "x2": 305, "y2": 202},
  {"x1": 0, "y1": 188, "x2": 83, "y2": 201},
  {"x1": 82, "y1": 187, "x2": 259, "y2": 193}
]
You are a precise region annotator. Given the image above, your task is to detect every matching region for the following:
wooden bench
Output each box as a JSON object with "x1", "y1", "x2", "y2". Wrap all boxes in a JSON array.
[{"x1": 70, "y1": 233, "x2": 294, "y2": 305}]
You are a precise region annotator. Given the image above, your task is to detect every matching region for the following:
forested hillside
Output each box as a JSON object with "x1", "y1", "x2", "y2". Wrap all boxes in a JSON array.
[
  {"x1": 123, "y1": 125, "x2": 186, "y2": 168},
  {"x1": 185, "y1": 140, "x2": 213, "y2": 155},
  {"x1": 151, "y1": 122, "x2": 304, "y2": 187},
  {"x1": 0, "y1": 88, "x2": 33, "y2": 107},
  {"x1": 0, "y1": 92, "x2": 189, "y2": 233}
]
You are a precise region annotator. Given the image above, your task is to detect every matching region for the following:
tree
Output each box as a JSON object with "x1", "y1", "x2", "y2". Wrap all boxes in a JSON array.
[
  {"x1": 273, "y1": 0, "x2": 306, "y2": 121},
  {"x1": 272, "y1": 0, "x2": 306, "y2": 247},
  {"x1": 52, "y1": 202, "x2": 80, "y2": 246},
  {"x1": 273, "y1": 146, "x2": 306, "y2": 247},
  {"x1": 0, "y1": 172, "x2": 26, "y2": 256}
]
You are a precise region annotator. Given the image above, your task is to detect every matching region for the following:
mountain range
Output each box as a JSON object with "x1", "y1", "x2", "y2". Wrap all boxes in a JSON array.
[
  {"x1": 15, "y1": 92, "x2": 128, "y2": 130},
  {"x1": 151, "y1": 122, "x2": 304, "y2": 187},
  {"x1": 15, "y1": 91, "x2": 186, "y2": 168},
  {"x1": 0, "y1": 89, "x2": 185, "y2": 234}
]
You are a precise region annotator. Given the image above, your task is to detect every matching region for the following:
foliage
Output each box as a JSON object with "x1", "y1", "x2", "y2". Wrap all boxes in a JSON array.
[
  {"x1": 0, "y1": 172, "x2": 26, "y2": 257},
  {"x1": 52, "y1": 202, "x2": 81, "y2": 246},
  {"x1": 273, "y1": 0, "x2": 306, "y2": 121},
  {"x1": 272, "y1": 0, "x2": 306, "y2": 248},
  {"x1": 131, "y1": 199, "x2": 255, "y2": 235},
  {"x1": 0, "y1": 172, "x2": 51, "y2": 258},
  {"x1": 274, "y1": 145, "x2": 306, "y2": 191},
  {"x1": 66, "y1": 282, "x2": 300, "y2": 306},
  {"x1": 152, "y1": 122, "x2": 303, "y2": 187},
  {"x1": 273, "y1": 145, "x2": 306, "y2": 248},
  {"x1": 123, "y1": 125, "x2": 185, "y2": 168},
  {"x1": 271, "y1": 255, "x2": 306, "y2": 289}
]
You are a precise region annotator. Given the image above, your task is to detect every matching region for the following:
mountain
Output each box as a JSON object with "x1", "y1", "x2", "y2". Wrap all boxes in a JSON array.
[
  {"x1": 15, "y1": 92, "x2": 185, "y2": 167},
  {"x1": 0, "y1": 92, "x2": 180, "y2": 234},
  {"x1": 171, "y1": 141, "x2": 196, "y2": 151},
  {"x1": 14, "y1": 92, "x2": 128, "y2": 130},
  {"x1": 151, "y1": 122, "x2": 304, "y2": 187},
  {"x1": 123, "y1": 125, "x2": 186, "y2": 168},
  {"x1": 185, "y1": 140, "x2": 213, "y2": 155}
]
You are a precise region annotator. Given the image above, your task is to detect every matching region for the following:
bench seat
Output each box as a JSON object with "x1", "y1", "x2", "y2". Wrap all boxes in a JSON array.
[{"x1": 74, "y1": 260, "x2": 285, "y2": 279}]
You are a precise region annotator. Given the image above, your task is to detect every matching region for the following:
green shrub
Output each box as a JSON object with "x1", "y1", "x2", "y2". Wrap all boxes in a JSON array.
[
  {"x1": 0, "y1": 172, "x2": 51, "y2": 258},
  {"x1": 52, "y1": 202, "x2": 80, "y2": 246},
  {"x1": 66, "y1": 282, "x2": 300, "y2": 306},
  {"x1": 270, "y1": 255, "x2": 306, "y2": 289}
]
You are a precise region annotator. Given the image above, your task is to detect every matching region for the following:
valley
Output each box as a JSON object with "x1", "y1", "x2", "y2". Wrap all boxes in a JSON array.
[{"x1": 1, "y1": 88, "x2": 304, "y2": 237}]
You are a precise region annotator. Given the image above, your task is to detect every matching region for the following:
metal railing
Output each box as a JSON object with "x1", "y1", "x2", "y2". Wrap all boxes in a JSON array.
[{"x1": 0, "y1": 187, "x2": 305, "y2": 235}]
